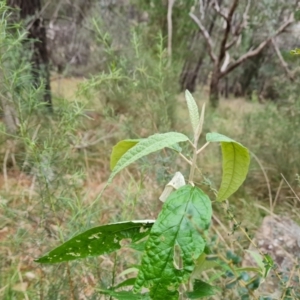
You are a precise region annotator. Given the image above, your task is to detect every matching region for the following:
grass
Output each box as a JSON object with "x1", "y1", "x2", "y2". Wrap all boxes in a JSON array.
[{"x1": 0, "y1": 75, "x2": 299, "y2": 299}]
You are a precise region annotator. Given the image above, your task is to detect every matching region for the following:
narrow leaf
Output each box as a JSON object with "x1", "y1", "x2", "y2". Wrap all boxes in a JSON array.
[
  {"x1": 185, "y1": 90, "x2": 200, "y2": 135},
  {"x1": 35, "y1": 220, "x2": 155, "y2": 264},
  {"x1": 186, "y1": 279, "x2": 218, "y2": 298},
  {"x1": 108, "y1": 132, "x2": 189, "y2": 183},
  {"x1": 113, "y1": 277, "x2": 136, "y2": 290},
  {"x1": 206, "y1": 132, "x2": 250, "y2": 201},
  {"x1": 110, "y1": 140, "x2": 139, "y2": 170},
  {"x1": 134, "y1": 186, "x2": 212, "y2": 299},
  {"x1": 98, "y1": 289, "x2": 150, "y2": 300}
]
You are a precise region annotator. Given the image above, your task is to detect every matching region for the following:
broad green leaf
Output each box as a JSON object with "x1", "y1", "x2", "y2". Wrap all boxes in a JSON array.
[
  {"x1": 110, "y1": 139, "x2": 182, "y2": 171},
  {"x1": 185, "y1": 90, "x2": 200, "y2": 135},
  {"x1": 110, "y1": 140, "x2": 139, "y2": 170},
  {"x1": 206, "y1": 132, "x2": 250, "y2": 201},
  {"x1": 98, "y1": 289, "x2": 150, "y2": 300},
  {"x1": 134, "y1": 185, "x2": 212, "y2": 299},
  {"x1": 35, "y1": 220, "x2": 155, "y2": 264},
  {"x1": 108, "y1": 132, "x2": 189, "y2": 183},
  {"x1": 129, "y1": 240, "x2": 147, "y2": 252},
  {"x1": 186, "y1": 279, "x2": 218, "y2": 298}
]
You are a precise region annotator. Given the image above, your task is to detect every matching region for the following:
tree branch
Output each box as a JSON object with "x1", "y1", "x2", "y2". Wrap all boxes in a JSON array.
[
  {"x1": 212, "y1": 0, "x2": 228, "y2": 20},
  {"x1": 167, "y1": 0, "x2": 175, "y2": 66},
  {"x1": 218, "y1": 0, "x2": 239, "y2": 63},
  {"x1": 234, "y1": 0, "x2": 251, "y2": 36},
  {"x1": 225, "y1": 0, "x2": 251, "y2": 51},
  {"x1": 272, "y1": 38, "x2": 294, "y2": 81},
  {"x1": 220, "y1": 13, "x2": 294, "y2": 78},
  {"x1": 189, "y1": 11, "x2": 217, "y2": 62}
]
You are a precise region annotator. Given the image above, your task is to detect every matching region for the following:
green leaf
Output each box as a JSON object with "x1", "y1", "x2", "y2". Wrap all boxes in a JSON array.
[
  {"x1": 206, "y1": 132, "x2": 250, "y2": 201},
  {"x1": 110, "y1": 139, "x2": 182, "y2": 171},
  {"x1": 35, "y1": 220, "x2": 155, "y2": 264},
  {"x1": 262, "y1": 253, "x2": 274, "y2": 278},
  {"x1": 108, "y1": 132, "x2": 189, "y2": 183},
  {"x1": 98, "y1": 289, "x2": 150, "y2": 300},
  {"x1": 185, "y1": 90, "x2": 200, "y2": 135},
  {"x1": 113, "y1": 277, "x2": 136, "y2": 290},
  {"x1": 245, "y1": 250, "x2": 264, "y2": 270},
  {"x1": 192, "y1": 253, "x2": 219, "y2": 278},
  {"x1": 129, "y1": 240, "x2": 147, "y2": 252},
  {"x1": 186, "y1": 279, "x2": 218, "y2": 298},
  {"x1": 110, "y1": 140, "x2": 140, "y2": 170},
  {"x1": 134, "y1": 186, "x2": 212, "y2": 299}
]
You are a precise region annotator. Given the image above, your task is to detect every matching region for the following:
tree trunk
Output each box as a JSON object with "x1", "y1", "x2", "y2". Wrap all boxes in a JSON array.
[
  {"x1": 9, "y1": 0, "x2": 52, "y2": 110},
  {"x1": 209, "y1": 67, "x2": 220, "y2": 107},
  {"x1": 180, "y1": 52, "x2": 204, "y2": 92}
]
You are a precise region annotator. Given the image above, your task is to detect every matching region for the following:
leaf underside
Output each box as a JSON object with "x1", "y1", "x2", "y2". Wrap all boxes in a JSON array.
[
  {"x1": 133, "y1": 185, "x2": 212, "y2": 299},
  {"x1": 108, "y1": 132, "x2": 189, "y2": 183},
  {"x1": 206, "y1": 132, "x2": 250, "y2": 201},
  {"x1": 110, "y1": 139, "x2": 183, "y2": 171},
  {"x1": 35, "y1": 221, "x2": 154, "y2": 264},
  {"x1": 185, "y1": 90, "x2": 200, "y2": 135}
]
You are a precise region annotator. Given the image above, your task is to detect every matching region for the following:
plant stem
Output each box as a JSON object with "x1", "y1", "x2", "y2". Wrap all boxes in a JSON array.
[
  {"x1": 189, "y1": 135, "x2": 201, "y2": 184},
  {"x1": 179, "y1": 152, "x2": 192, "y2": 165},
  {"x1": 197, "y1": 141, "x2": 210, "y2": 155}
]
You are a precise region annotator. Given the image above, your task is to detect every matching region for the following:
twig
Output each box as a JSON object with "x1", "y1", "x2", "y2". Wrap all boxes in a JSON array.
[
  {"x1": 196, "y1": 142, "x2": 210, "y2": 155},
  {"x1": 179, "y1": 153, "x2": 192, "y2": 165},
  {"x1": 272, "y1": 179, "x2": 284, "y2": 212},
  {"x1": 281, "y1": 173, "x2": 300, "y2": 204},
  {"x1": 251, "y1": 152, "x2": 273, "y2": 212}
]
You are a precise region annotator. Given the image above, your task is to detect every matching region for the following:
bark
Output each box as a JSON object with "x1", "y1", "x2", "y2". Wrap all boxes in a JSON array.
[{"x1": 209, "y1": 65, "x2": 221, "y2": 107}]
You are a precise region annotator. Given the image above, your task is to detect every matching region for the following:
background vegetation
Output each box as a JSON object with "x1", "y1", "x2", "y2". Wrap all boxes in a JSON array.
[{"x1": 0, "y1": 0, "x2": 300, "y2": 299}]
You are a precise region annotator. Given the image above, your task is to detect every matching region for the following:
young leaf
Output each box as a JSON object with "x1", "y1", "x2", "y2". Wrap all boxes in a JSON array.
[
  {"x1": 35, "y1": 220, "x2": 155, "y2": 264},
  {"x1": 108, "y1": 132, "x2": 189, "y2": 183},
  {"x1": 185, "y1": 90, "x2": 200, "y2": 135},
  {"x1": 111, "y1": 140, "x2": 182, "y2": 171},
  {"x1": 206, "y1": 132, "x2": 250, "y2": 201},
  {"x1": 192, "y1": 253, "x2": 219, "y2": 278},
  {"x1": 133, "y1": 185, "x2": 212, "y2": 299},
  {"x1": 110, "y1": 140, "x2": 140, "y2": 170},
  {"x1": 185, "y1": 279, "x2": 218, "y2": 298}
]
